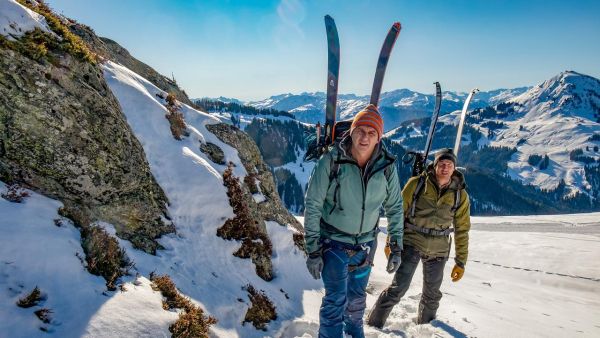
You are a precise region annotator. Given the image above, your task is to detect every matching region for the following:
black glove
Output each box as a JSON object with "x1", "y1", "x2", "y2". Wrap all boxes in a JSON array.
[
  {"x1": 386, "y1": 242, "x2": 402, "y2": 274},
  {"x1": 306, "y1": 250, "x2": 324, "y2": 280}
]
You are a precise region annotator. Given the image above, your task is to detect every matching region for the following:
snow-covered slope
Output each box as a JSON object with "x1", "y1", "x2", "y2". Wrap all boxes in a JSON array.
[
  {"x1": 4, "y1": 180, "x2": 598, "y2": 337},
  {"x1": 100, "y1": 60, "x2": 317, "y2": 337},
  {"x1": 456, "y1": 71, "x2": 600, "y2": 195},
  {"x1": 0, "y1": 182, "x2": 178, "y2": 337},
  {"x1": 509, "y1": 71, "x2": 600, "y2": 122},
  {"x1": 384, "y1": 71, "x2": 600, "y2": 198},
  {"x1": 0, "y1": 0, "x2": 54, "y2": 40},
  {"x1": 0, "y1": 56, "x2": 316, "y2": 337}
]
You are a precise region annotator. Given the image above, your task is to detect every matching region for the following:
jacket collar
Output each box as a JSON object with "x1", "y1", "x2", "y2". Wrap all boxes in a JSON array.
[
  {"x1": 334, "y1": 136, "x2": 396, "y2": 173},
  {"x1": 337, "y1": 135, "x2": 384, "y2": 164}
]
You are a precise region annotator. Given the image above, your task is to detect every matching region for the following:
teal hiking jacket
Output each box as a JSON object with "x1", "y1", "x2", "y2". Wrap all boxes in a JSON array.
[{"x1": 303, "y1": 138, "x2": 404, "y2": 254}]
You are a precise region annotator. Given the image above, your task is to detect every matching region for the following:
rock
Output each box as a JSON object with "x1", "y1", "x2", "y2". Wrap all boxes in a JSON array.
[
  {"x1": 206, "y1": 123, "x2": 303, "y2": 234},
  {"x1": 0, "y1": 37, "x2": 173, "y2": 254},
  {"x1": 199, "y1": 141, "x2": 226, "y2": 165}
]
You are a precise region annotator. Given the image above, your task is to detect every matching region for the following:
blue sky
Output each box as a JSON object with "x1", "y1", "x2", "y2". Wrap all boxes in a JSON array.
[{"x1": 48, "y1": 0, "x2": 600, "y2": 101}]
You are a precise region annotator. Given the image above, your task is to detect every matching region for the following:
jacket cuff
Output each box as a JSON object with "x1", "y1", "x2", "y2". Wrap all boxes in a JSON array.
[
  {"x1": 389, "y1": 240, "x2": 403, "y2": 253},
  {"x1": 454, "y1": 258, "x2": 465, "y2": 268},
  {"x1": 391, "y1": 237, "x2": 403, "y2": 250}
]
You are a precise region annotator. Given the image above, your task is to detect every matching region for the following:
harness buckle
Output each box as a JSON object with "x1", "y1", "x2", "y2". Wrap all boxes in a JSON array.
[{"x1": 360, "y1": 243, "x2": 370, "y2": 255}]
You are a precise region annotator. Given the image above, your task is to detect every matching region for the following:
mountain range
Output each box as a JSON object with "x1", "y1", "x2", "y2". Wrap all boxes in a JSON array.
[
  {"x1": 202, "y1": 71, "x2": 600, "y2": 215},
  {"x1": 199, "y1": 86, "x2": 531, "y2": 131}
]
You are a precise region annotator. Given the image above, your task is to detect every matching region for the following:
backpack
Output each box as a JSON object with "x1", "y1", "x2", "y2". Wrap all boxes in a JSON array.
[{"x1": 303, "y1": 119, "x2": 353, "y2": 162}]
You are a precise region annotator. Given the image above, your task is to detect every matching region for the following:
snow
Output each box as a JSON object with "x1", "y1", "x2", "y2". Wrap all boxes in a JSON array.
[
  {"x1": 288, "y1": 215, "x2": 600, "y2": 338},
  {"x1": 82, "y1": 277, "x2": 177, "y2": 338},
  {"x1": 0, "y1": 182, "x2": 175, "y2": 337},
  {"x1": 486, "y1": 72, "x2": 600, "y2": 194},
  {"x1": 2, "y1": 154, "x2": 600, "y2": 338},
  {"x1": 100, "y1": 60, "x2": 320, "y2": 337},
  {"x1": 0, "y1": 57, "x2": 320, "y2": 338},
  {"x1": 0, "y1": 0, "x2": 54, "y2": 40},
  {"x1": 2, "y1": 53, "x2": 599, "y2": 337},
  {"x1": 276, "y1": 150, "x2": 315, "y2": 192}
]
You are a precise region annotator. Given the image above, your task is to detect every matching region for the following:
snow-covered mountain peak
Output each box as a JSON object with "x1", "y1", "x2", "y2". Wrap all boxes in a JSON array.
[{"x1": 510, "y1": 71, "x2": 600, "y2": 122}]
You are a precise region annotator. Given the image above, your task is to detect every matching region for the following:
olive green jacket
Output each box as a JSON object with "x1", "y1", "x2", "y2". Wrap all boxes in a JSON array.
[
  {"x1": 402, "y1": 166, "x2": 471, "y2": 266},
  {"x1": 303, "y1": 139, "x2": 404, "y2": 254}
]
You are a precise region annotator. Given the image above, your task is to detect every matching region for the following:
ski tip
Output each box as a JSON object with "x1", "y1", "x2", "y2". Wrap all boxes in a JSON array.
[
  {"x1": 393, "y1": 22, "x2": 401, "y2": 30},
  {"x1": 325, "y1": 14, "x2": 334, "y2": 22}
]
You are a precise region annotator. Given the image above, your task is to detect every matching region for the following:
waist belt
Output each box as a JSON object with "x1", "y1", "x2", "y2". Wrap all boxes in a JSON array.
[
  {"x1": 321, "y1": 238, "x2": 375, "y2": 272},
  {"x1": 320, "y1": 218, "x2": 378, "y2": 240},
  {"x1": 404, "y1": 221, "x2": 454, "y2": 236}
]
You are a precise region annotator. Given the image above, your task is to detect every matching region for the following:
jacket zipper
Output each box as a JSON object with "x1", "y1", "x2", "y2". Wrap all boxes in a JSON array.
[
  {"x1": 358, "y1": 160, "x2": 370, "y2": 238},
  {"x1": 338, "y1": 146, "x2": 395, "y2": 239}
]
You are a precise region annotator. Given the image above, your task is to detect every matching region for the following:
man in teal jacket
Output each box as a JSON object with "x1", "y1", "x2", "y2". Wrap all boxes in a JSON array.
[{"x1": 304, "y1": 104, "x2": 404, "y2": 338}]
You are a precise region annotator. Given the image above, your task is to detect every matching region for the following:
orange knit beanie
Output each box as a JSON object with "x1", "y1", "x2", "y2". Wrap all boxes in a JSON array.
[{"x1": 350, "y1": 104, "x2": 384, "y2": 139}]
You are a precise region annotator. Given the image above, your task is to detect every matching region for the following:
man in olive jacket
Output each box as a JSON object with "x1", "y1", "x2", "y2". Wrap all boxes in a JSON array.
[
  {"x1": 367, "y1": 148, "x2": 471, "y2": 327},
  {"x1": 304, "y1": 104, "x2": 404, "y2": 338}
]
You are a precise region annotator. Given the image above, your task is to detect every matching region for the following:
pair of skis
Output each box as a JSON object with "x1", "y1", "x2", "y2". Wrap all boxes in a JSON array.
[
  {"x1": 318, "y1": 15, "x2": 401, "y2": 153},
  {"x1": 406, "y1": 86, "x2": 479, "y2": 175}
]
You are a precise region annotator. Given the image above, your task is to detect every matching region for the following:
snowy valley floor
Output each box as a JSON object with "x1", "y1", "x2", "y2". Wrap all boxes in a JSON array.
[{"x1": 280, "y1": 215, "x2": 600, "y2": 338}]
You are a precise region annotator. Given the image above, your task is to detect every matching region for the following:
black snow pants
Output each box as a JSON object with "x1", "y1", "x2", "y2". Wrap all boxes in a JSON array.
[{"x1": 367, "y1": 245, "x2": 447, "y2": 328}]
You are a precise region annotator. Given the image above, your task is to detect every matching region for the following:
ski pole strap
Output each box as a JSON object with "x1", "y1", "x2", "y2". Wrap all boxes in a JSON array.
[{"x1": 404, "y1": 221, "x2": 454, "y2": 236}]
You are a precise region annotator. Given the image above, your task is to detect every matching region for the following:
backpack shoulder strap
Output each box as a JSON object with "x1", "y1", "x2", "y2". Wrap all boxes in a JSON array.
[
  {"x1": 409, "y1": 175, "x2": 426, "y2": 219},
  {"x1": 328, "y1": 151, "x2": 344, "y2": 211},
  {"x1": 384, "y1": 164, "x2": 393, "y2": 182},
  {"x1": 328, "y1": 151, "x2": 341, "y2": 184},
  {"x1": 451, "y1": 189, "x2": 461, "y2": 213}
]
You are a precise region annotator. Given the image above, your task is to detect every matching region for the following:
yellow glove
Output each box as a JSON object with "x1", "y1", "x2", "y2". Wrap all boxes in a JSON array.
[
  {"x1": 384, "y1": 235, "x2": 391, "y2": 259},
  {"x1": 451, "y1": 264, "x2": 464, "y2": 282}
]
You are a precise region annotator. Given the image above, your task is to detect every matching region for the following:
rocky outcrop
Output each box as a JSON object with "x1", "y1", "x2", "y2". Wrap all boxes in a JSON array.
[
  {"x1": 210, "y1": 123, "x2": 304, "y2": 279},
  {"x1": 207, "y1": 123, "x2": 303, "y2": 234},
  {"x1": 199, "y1": 141, "x2": 226, "y2": 165},
  {"x1": 0, "y1": 34, "x2": 173, "y2": 254},
  {"x1": 1, "y1": 1, "x2": 302, "y2": 260}
]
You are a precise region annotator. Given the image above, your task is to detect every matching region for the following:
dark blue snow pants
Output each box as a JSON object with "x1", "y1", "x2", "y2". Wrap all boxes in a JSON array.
[{"x1": 319, "y1": 239, "x2": 375, "y2": 338}]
